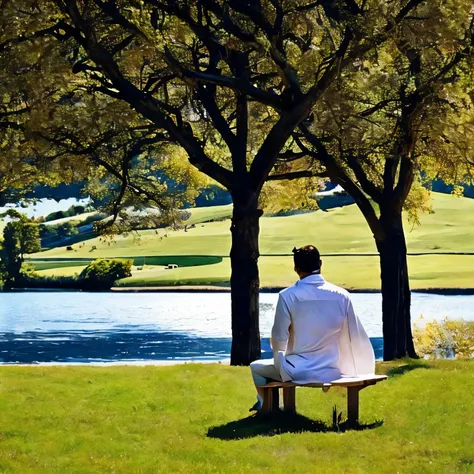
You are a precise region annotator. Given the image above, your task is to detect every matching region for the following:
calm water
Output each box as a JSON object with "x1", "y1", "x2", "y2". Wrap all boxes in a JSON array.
[{"x1": 1, "y1": 292, "x2": 473, "y2": 364}]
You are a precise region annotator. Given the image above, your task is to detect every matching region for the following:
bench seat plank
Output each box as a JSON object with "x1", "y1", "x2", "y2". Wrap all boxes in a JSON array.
[
  {"x1": 261, "y1": 374, "x2": 387, "y2": 389},
  {"x1": 259, "y1": 374, "x2": 388, "y2": 423}
]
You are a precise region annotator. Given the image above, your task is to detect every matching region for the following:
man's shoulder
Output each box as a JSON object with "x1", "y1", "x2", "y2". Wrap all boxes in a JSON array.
[
  {"x1": 279, "y1": 284, "x2": 296, "y2": 298},
  {"x1": 322, "y1": 280, "x2": 350, "y2": 296},
  {"x1": 279, "y1": 279, "x2": 351, "y2": 300}
]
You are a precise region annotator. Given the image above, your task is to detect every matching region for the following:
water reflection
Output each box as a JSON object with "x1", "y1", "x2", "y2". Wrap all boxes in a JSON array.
[{"x1": 0, "y1": 291, "x2": 472, "y2": 364}]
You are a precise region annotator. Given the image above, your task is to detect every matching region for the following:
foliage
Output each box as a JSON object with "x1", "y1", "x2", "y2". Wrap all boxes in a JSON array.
[
  {"x1": 0, "y1": 0, "x2": 430, "y2": 218},
  {"x1": 43, "y1": 204, "x2": 94, "y2": 222},
  {"x1": 414, "y1": 318, "x2": 474, "y2": 359},
  {"x1": 79, "y1": 258, "x2": 133, "y2": 290},
  {"x1": 19, "y1": 273, "x2": 81, "y2": 290},
  {"x1": 277, "y1": 0, "x2": 474, "y2": 234},
  {"x1": 0, "y1": 210, "x2": 41, "y2": 287},
  {"x1": 40, "y1": 220, "x2": 79, "y2": 242}
]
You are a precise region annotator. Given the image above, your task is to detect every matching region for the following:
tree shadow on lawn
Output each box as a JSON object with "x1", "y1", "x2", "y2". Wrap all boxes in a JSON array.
[
  {"x1": 386, "y1": 360, "x2": 431, "y2": 378},
  {"x1": 207, "y1": 412, "x2": 383, "y2": 440}
]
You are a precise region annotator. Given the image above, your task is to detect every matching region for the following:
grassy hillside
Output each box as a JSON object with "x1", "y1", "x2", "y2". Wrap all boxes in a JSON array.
[
  {"x1": 29, "y1": 193, "x2": 474, "y2": 289},
  {"x1": 183, "y1": 204, "x2": 232, "y2": 225},
  {"x1": 110, "y1": 254, "x2": 474, "y2": 290},
  {"x1": 31, "y1": 193, "x2": 474, "y2": 259},
  {"x1": 0, "y1": 361, "x2": 472, "y2": 473}
]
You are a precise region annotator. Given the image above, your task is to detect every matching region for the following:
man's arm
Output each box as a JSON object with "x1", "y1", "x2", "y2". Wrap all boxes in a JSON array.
[
  {"x1": 339, "y1": 296, "x2": 375, "y2": 376},
  {"x1": 271, "y1": 294, "x2": 291, "y2": 364}
]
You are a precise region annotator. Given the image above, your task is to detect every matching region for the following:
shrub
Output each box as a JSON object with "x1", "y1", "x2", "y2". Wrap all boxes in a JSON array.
[
  {"x1": 413, "y1": 318, "x2": 474, "y2": 359},
  {"x1": 40, "y1": 221, "x2": 79, "y2": 241},
  {"x1": 79, "y1": 258, "x2": 133, "y2": 290},
  {"x1": 44, "y1": 204, "x2": 90, "y2": 222},
  {"x1": 19, "y1": 273, "x2": 81, "y2": 289}
]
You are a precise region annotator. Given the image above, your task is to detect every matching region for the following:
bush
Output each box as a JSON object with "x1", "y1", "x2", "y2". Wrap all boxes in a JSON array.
[
  {"x1": 19, "y1": 274, "x2": 81, "y2": 290},
  {"x1": 40, "y1": 221, "x2": 79, "y2": 241},
  {"x1": 413, "y1": 318, "x2": 474, "y2": 359},
  {"x1": 44, "y1": 204, "x2": 89, "y2": 222},
  {"x1": 79, "y1": 258, "x2": 133, "y2": 290}
]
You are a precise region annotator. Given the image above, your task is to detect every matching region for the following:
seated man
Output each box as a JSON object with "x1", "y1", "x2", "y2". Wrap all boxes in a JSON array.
[{"x1": 249, "y1": 245, "x2": 375, "y2": 411}]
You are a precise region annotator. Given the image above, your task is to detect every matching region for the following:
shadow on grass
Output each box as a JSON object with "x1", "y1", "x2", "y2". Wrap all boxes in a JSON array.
[
  {"x1": 207, "y1": 412, "x2": 384, "y2": 440},
  {"x1": 387, "y1": 361, "x2": 430, "y2": 378}
]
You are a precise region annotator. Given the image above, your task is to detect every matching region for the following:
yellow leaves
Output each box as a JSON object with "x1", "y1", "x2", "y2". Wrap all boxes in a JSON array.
[
  {"x1": 158, "y1": 144, "x2": 211, "y2": 191},
  {"x1": 413, "y1": 317, "x2": 474, "y2": 359},
  {"x1": 404, "y1": 178, "x2": 433, "y2": 227},
  {"x1": 260, "y1": 177, "x2": 320, "y2": 213}
]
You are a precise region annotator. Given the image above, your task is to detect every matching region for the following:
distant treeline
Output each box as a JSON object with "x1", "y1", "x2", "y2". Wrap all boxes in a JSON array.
[{"x1": 42, "y1": 204, "x2": 96, "y2": 222}]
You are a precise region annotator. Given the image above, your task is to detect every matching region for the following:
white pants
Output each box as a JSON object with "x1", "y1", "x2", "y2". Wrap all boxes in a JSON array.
[{"x1": 250, "y1": 358, "x2": 282, "y2": 387}]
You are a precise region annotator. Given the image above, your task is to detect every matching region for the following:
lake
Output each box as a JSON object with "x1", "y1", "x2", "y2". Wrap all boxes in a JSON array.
[{"x1": 1, "y1": 292, "x2": 473, "y2": 364}]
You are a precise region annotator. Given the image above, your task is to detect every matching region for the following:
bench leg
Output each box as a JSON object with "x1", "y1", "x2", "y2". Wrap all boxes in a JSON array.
[
  {"x1": 347, "y1": 386, "x2": 361, "y2": 427},
  {"x1": 261, "y1": 387, "x2": 280, "y2": 414},
  {"x1": 283, "y1": 387, "x2": 296, "y2": 413}
]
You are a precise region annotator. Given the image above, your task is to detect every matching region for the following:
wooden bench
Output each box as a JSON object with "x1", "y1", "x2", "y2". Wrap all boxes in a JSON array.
[{"x1": 260, "y1": 374, "x2": 387, "y2": 425}]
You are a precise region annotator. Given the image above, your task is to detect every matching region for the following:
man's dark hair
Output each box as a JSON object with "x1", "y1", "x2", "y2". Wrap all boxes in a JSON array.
[{"x1": 293, "y1": 245, "x2": 321, "y2": 273}]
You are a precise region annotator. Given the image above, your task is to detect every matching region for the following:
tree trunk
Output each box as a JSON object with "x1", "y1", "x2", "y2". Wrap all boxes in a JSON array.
[
  {"x1": 229, "y1": 192, "x2": 263, "y2": 365},
  {"x1": 376, "y1": 209, "x2": 418, "y2": 360}
]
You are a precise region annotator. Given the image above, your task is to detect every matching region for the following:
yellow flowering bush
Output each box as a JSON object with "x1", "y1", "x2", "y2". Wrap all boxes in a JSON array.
[{"x1": 413, "y1": 318, "x2": 474, "y2": 359}]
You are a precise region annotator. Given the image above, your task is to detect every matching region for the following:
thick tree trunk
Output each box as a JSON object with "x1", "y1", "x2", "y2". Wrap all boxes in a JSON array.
[
  {"x1": 229, "y1": 192, "x2": 262, "y2": 365},
  {"x1": 376, "y1": 210, "x2": 418, "y2": 360}
]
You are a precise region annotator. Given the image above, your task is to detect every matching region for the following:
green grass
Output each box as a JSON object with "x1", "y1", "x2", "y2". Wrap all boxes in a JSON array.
[
  {"x1": 111, "y1": 254, "x2": 474, "y2": 289},
  {"x1": 31, "y1": 193, "x2": 474, "y2": 259},
  {"x1": 30, "y1": 260, "x2": 90, "y2": 271},
  {"x1": 183, "y1": 204, "x2": 232, "y2": 226},
  {"x1": 36, "y1": 265, "x2": 86, "y2": 277},
  {"x1": 29, "y1": 193, "x2": 474, "y2": 289},
  {"x1": 0, "y1": 361, "x2": 472, "y2": 473}
]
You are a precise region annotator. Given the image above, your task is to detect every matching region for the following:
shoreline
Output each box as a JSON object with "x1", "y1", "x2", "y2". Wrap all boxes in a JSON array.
[
  {"x1": 7, "y1": 286, "x2": 474, "y2": 295},
  {"x1": 113, "y1": 286, "x2": 474, "y2": 295},
  {"x1": 0, "y1": 359, "x2": 231, "y2": 367}
]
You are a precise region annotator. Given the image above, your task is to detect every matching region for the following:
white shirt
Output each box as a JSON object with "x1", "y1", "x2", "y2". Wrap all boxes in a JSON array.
[{"x1": 271, "y1": 273, "x2": 375, "y2": 384}]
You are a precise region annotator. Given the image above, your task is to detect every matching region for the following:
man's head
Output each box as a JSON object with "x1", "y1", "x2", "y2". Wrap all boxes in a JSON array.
[{"x1": 293, "y1": 245, "x2": 322, "y2": 278}]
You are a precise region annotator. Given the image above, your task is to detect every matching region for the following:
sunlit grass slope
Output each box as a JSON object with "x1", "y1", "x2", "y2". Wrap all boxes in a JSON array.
[
  {"x1": 0, "y1": 361, "x2": 473, "y2": 473},
  {"x1": 30, "y1": 193, "x2": 474, "y2": 289},
  {"x1": 31, "y1": 193, "x2": 474, "y2": 259},
  {"x1": 111, "y1": 254, "x2": 474, "y2": 290}
]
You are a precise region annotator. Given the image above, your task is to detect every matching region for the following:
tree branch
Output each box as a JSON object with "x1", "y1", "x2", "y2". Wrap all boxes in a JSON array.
[
  {"x1": 266, "y1": 170, "x2": 327, "y2": 181},
  {"x1": 61, "y1": 0, "x2": 235, "y2": 189}
]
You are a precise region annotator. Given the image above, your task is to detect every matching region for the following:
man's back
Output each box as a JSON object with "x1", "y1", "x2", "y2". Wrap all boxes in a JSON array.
[
  {"x1": 272, "y1": 274, "x2": 374, "y2": 384},
  {"x1": 249, "y1": 245, "x2": 374, "y2": 412}
]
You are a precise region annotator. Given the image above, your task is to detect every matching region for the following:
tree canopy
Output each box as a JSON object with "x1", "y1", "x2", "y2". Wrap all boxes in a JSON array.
[
  {"x1": 271, "y1": 0, "x2": 474, "y2": 358},
  {"x1": 0, "y1": 210, "x2": 41, "y2": 287},
  {"x1": 2, "y1": 0, "x2": 473, "y2": 362}
]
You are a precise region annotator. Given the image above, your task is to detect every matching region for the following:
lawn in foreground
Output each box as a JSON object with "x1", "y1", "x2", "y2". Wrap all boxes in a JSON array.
[{"x1": 0, "y1": 360, "x2": 472, "y2": 473}]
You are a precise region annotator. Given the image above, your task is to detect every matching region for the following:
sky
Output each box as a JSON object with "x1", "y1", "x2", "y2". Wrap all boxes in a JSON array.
[{"x1": 0, "y1": 197, "x2": 90, "y2": 219}]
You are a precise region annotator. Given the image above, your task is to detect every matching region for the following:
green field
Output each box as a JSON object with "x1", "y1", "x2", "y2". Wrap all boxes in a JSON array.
[
  {"x1": 28, "y1": 193, "x2": 474, "y2": 289},
  {"x1": 0, "y1": 361, "x2": 473, "y2": 473},
  {"x1": 110, "y1": 254, "x2": 474, "y2": 290},
  {"x1": 183, "y1": 204, "x2": 232, "y2": 225}
]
